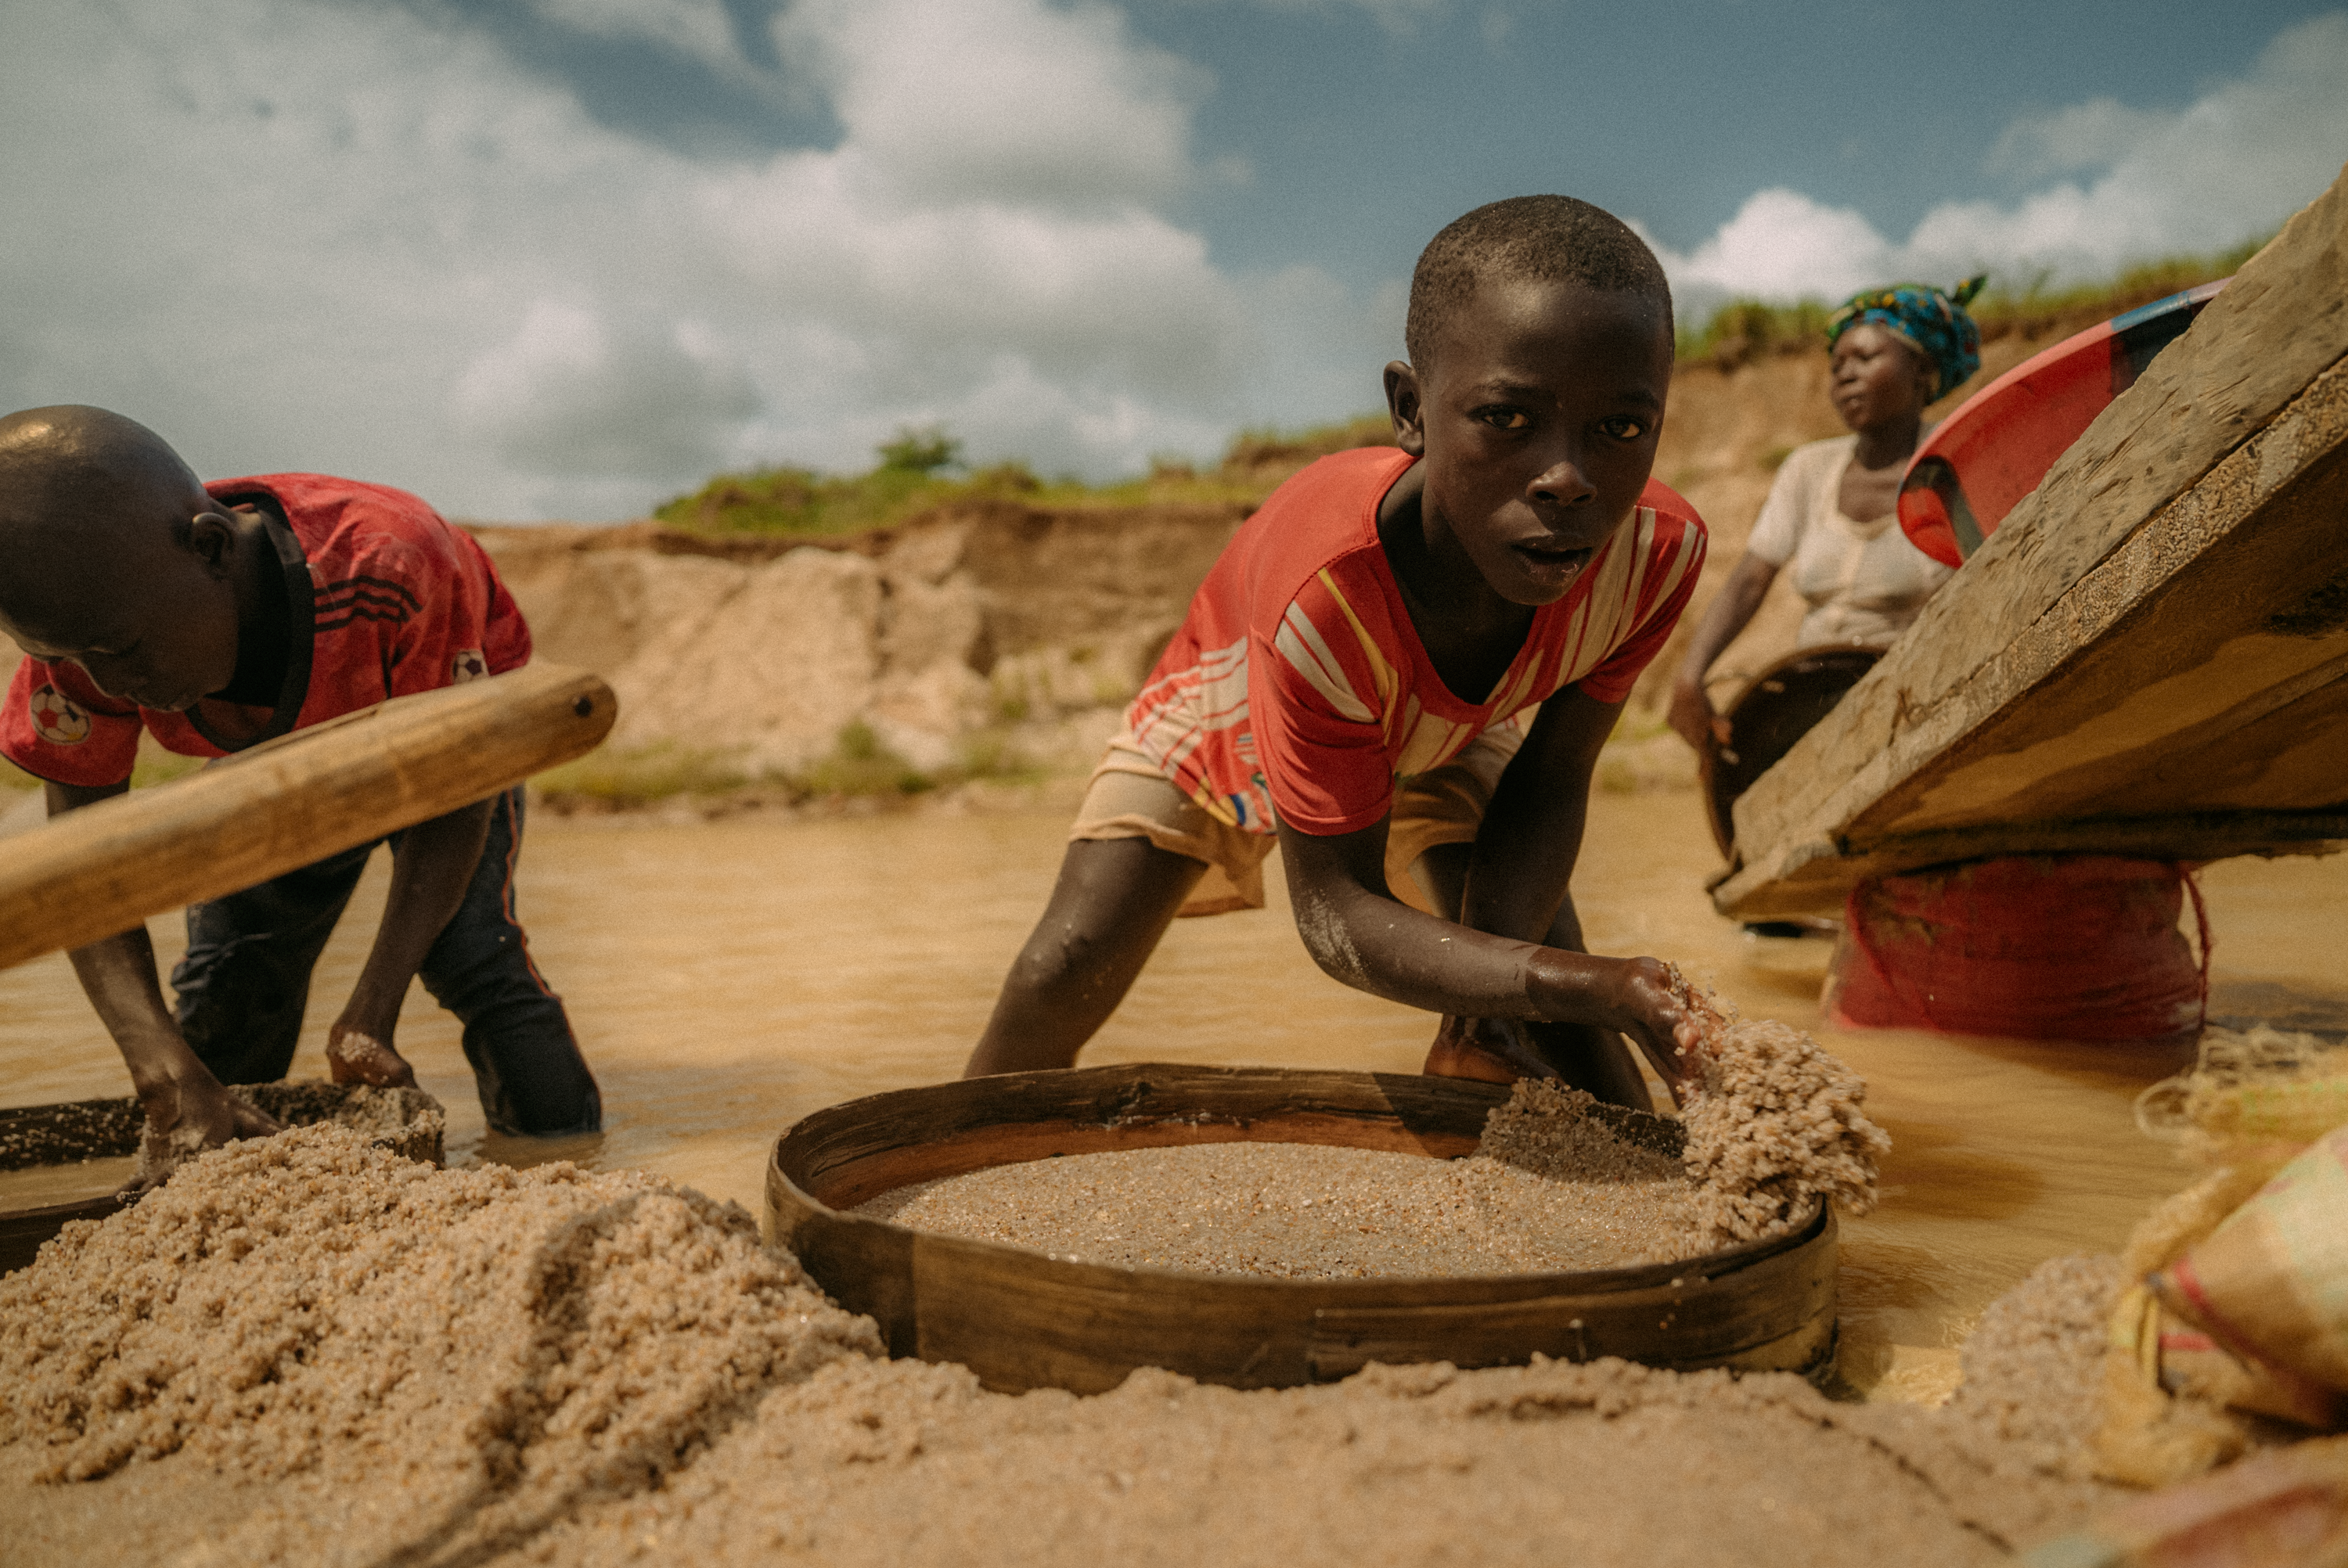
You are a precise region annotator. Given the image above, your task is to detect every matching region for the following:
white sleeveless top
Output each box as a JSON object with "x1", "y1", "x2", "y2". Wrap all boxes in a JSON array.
[{"x1": 1747, "y1": 434, "x2": 1953, "y2": 650}]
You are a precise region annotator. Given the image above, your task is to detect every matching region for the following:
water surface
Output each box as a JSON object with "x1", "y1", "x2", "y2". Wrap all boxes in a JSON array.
[{"x1": 4, "y1": 790, "x2": 2340, "y2": 1400}]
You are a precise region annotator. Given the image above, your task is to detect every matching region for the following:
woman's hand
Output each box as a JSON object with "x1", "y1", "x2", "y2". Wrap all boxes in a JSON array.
[
  {"x1": 1667, "y1": 677, "x2": 1729, "y2": 753},
  {"x1": 1665, "y1": 552, "x2": 1782, "y2": 753}
]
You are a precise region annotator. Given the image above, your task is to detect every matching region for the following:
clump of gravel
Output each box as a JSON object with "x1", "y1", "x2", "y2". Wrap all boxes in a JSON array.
[
  {"x1": 1680, "y1": 1011, "x2": 1890, "y2": 1244},
  {"x1": 129, "y1": 1079, "x2": 445, "y2": 1185},
  {"x1": 1938, "y1": 1254, "x2": 2127, "y2": 1480}
]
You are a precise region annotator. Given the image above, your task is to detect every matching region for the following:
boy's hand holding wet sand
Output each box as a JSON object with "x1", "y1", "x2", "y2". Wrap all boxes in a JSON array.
[
  {"x1": 1425, "y1": 957, "x2": 1710, "y2": 1099},
  {"x1": 966, "y1": 198, "x2": 1709, "y2": 1107}
]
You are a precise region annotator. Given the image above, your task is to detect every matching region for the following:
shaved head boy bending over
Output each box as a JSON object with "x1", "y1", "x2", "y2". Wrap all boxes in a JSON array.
[
  {"x1": 0, "y1": 408, "x2": 600, "y2": 1173},
  {"x1": 967, "y1": 197, "x2": 1711, "y2": 1099}
]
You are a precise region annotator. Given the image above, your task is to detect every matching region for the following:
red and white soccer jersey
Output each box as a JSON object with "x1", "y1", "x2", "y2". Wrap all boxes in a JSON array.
[
  {"x1": 2, "y1": 473, "x2": 531, "y2": 787},
  {"x1": 1128, "y1": 448, "x2": 1705, "y2": 836}
]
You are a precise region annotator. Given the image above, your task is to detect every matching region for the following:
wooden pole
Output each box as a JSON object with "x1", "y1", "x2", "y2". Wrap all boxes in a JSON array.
[{"x1": 0, "y1": 662, "x2": 614, "y2": 970}]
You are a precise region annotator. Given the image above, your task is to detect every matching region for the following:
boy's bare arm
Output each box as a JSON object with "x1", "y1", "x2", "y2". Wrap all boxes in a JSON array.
[
  {"x1": 327, "y1": 797, "x2": 493, "y2": 1086},
  {"x1": 1442, "y1": 689, "x2": 1673, "y2": 1091},
  {"x1": 1457, "y1": 687, "x2": 1617, "y2": 950},
  {"x1": 44, "y1": 780, "x2": 280, "y2": 1159},
  {"x1": 1275, "y1": 717, "x2": 1699, "y2": 1088}
]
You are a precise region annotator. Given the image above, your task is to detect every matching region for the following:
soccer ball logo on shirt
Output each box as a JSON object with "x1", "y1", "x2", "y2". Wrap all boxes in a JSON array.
[
  {"x1": 451, "y1": 649, "x2": 488, "y2": 684},
  {"x1": 29, "y1": 684, "x2": 90, "y2": 746}
]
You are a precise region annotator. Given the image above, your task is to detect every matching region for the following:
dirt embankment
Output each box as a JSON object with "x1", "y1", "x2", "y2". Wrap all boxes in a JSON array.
[
  {"x1": 479, "y1": 338, "x2": 2043, "y2": 787},
  {"x1": 476, "y1": 501, "x2": 1247, "y2": 779},
  {"x1": 0, "y1": 343, "x2": 2044, "y2": 801}
]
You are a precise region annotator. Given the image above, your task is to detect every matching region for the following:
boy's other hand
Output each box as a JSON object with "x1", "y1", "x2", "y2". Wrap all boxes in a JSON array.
[
  {"x1": 127, "y1": 1070, "x2": 282, "y2": 1194},
  {"x1": 327, "y1": 1021, "x2": 420, "y2": 1089},
  {"x1": 1424, "y1": 1015, "x2": 1561, "y2": 1084},
  {"x1": 1666, "y1": 678, "x2": 1730, "y2": 753}
]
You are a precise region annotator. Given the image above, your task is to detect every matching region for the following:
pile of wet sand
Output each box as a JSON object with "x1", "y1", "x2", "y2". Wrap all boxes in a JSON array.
[
  {"x1": 1680, "y1": 1013, "x2": 1889, "y2": 1243},
  {"x1": 131, "y1": 1079, "x2": 445, "y2": 1185},
  {"x1": 0, "y1": 1018, "x2": 2141, "y2": 1566},
  {"x1": 0, "y1": 1127, "x2": 2127, "y2": 1566}
]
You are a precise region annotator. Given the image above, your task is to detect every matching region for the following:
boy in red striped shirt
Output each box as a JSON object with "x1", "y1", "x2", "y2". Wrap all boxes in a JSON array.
[
  {"x1": 966, "y1": 197, "x2": 1709, "y2": 1102},
  {"x1": 0, "y1": 406, "x2": 600, "y2": 1172}
]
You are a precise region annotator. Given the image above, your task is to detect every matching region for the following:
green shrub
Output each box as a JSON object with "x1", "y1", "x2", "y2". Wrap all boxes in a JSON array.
[
  {"x1": 1673, "y1": 238, "x2": 2267, "y2": 366},
  {"x1": 532, "y1": 743, "x2": 750, "y2": 807},
  {"x1": 875, "y1": 424, "x2": 962, "y2": 476},
  {"x1": 794, "y1": 721, "x2": 933, "y2": 797}
]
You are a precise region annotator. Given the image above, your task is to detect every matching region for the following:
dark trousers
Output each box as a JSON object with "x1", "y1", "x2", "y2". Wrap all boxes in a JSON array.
[{"x1": 171, "y1": 787, "x2": 602, "y2": 1135}]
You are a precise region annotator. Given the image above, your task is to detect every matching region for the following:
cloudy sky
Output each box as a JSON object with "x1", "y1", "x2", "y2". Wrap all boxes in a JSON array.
[{"x1": 2, "y1": 1, "x2": 2343, "y2": 520}]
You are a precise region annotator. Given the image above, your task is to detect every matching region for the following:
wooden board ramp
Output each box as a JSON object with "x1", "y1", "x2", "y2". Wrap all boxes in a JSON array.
[
  {"x1": 766, "y1": 1063, "x2": 1837, "y2": 1394},
  {"x1": 1715, "y1": 164, "x2": 2348, "y2": 920},
  {"x1": 0, "y1": 662, "x2": 614, "y2": 971}
]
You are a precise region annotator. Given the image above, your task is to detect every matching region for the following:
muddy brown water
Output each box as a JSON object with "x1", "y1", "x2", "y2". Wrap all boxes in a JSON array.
[{"x1": 3, "y1": 788, "x2": 2342, "y2": 1402}]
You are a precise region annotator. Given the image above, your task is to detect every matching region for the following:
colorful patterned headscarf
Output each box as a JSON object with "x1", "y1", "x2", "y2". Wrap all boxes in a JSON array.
[{"x1": 1826, "y1": 275, "x2": 1987, "y2": 399}]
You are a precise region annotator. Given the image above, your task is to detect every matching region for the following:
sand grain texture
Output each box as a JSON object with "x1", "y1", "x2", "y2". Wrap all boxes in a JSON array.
[
  {"x1": 857, "y1": 1084, "x2": 1694, "y2": 1278},
  {"x1": 861, "y1": 1018, "x2": 1891, "y2": 1276},
  {"x1": 0, "y1": 1127, "x2": 879, "y2": 1564},
  {"x1": 0, "y1": 1061, "x2": 2110, "y2": 1568},
  {"x1": 1682, "y1": 1014, "x2": 1891, "y2": 1243}
]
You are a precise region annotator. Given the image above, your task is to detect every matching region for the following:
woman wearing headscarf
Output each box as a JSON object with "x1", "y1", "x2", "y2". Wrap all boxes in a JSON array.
[{"x1": 1667, "y1": 277, "x2": 1986, "y2": 753}]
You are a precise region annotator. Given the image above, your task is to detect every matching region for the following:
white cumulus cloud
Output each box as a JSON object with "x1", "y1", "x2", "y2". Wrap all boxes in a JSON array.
[
  {"x1": 455, "y1": 303, "x2": 762, "y2": 480},
  {"x1": 1649, "y1": 13, "x2": 2348, "y2": 314},
  {"x1": 5, "y1": 1, "x2": 2335, "y2": 520},
  {"x1": 0, "y1": 0, "x2": 1330, "y2": 519},
  {"x1": 784, "y1": 0, "x2": 1210, "y2": 208}
]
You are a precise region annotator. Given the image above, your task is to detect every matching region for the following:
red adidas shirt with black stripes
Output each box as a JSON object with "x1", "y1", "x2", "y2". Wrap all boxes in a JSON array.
[{"x1": 2, "y1": 473, "x2": 531, "y2": 788}]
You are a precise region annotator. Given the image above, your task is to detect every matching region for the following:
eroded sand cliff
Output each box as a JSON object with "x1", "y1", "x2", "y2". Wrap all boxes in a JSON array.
[{"x1": 472, "y1": 341, "x2": 2038, "y2": 784}]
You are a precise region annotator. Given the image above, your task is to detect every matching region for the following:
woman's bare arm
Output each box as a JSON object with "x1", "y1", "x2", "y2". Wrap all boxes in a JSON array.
[{"x1": 1666, "y1": 552, "x2": 1778, "y2": 749}]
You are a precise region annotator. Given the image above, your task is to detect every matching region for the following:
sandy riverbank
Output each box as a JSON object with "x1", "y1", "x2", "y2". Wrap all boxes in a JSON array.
[{"x1": 0, "y1": 1124, "x2": 2122, "y2": 1567}]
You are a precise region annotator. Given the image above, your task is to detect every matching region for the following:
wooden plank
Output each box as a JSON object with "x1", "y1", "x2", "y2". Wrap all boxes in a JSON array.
[
  {"x1": 0, "y1": 663, "x2": 614, "y2": 969},
  {"x1": 1835, "y1": 812, "x2": 2348, "y2": 883},
  {"x1": 1716, "y1": 165, "x2": 2348, "y2": 918}
]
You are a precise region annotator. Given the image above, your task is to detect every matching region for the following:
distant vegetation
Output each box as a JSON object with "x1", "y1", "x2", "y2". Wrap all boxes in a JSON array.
[
  {"x1": 531, "y1": 721, "x2": 1046, "y2": 815},
  {"x1": 656, "y1": 413, "x2": 1396, "y2": 539},
  {"x1": 1677, "y1": 236, "x2": 2266, "y2": 370},
  {"x1": 657, "y1": 242, "x2": 2268, "y2": 540}
]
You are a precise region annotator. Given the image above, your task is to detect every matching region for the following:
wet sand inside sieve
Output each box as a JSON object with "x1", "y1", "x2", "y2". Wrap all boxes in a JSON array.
[{"x1": 855, "y1": 1110, "x2": 1701, "y2": 1279}]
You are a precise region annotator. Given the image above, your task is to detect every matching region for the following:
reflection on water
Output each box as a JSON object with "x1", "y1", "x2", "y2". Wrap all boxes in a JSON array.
[{"x1": 3, "y1": 791, "x2": 2343, "y2": 1401}]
